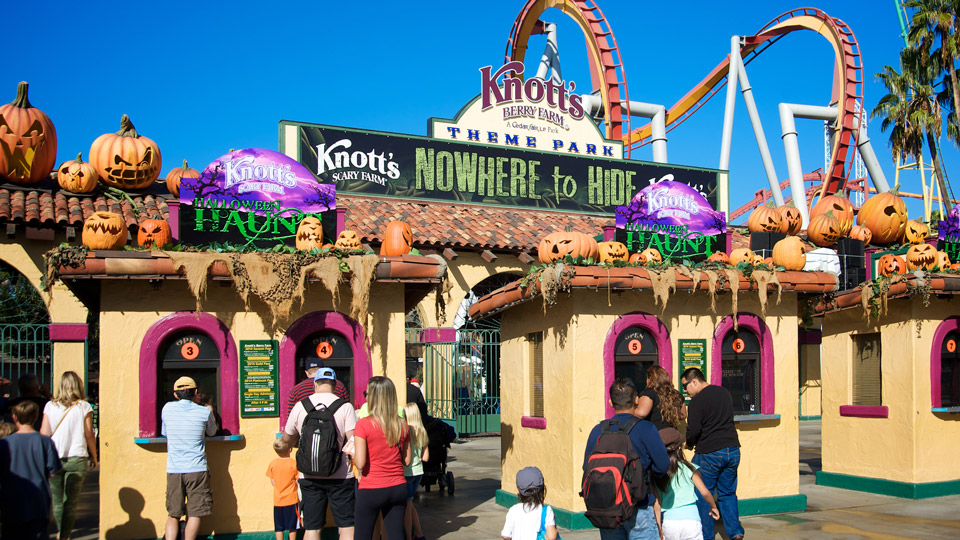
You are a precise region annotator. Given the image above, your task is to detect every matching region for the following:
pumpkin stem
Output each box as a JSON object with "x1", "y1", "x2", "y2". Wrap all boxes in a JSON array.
[
  {"x1": 75, "y1": 153, "x2": 83, "y2": 162},
  {"x1": 182, "y1": 159, "x2": 188, "y2": 169},
  {"x1": 11, "y1": 81, "x2": 32, "y2": 109},
  {"x1": 116, "y1": 114, "x2": 140, "y2": 138}
]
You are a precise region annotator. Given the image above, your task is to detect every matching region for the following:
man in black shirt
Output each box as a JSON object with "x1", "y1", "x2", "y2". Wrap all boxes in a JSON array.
[{"x1": 681, "y1": 367, "x2": 744, "y2": 540}]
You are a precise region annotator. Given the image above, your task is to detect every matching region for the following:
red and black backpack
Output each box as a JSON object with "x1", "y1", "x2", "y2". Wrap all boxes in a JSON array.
[{"x1": 580, "y1": 417, "x2": 648, "y2": 528}]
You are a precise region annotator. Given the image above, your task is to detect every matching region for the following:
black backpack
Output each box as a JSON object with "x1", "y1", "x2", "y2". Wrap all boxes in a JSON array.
[
  {"x1": 579, "y1": 417, "x2": 648, "y2": 529},
  {"x1": 296, "y1": 397, "x2": 347, "y2": 476}
]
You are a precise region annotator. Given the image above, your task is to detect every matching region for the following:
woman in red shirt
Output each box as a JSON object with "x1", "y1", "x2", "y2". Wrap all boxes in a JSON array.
[{"x1": 353, "y1": 376, "x2": 411, "y2": 540}]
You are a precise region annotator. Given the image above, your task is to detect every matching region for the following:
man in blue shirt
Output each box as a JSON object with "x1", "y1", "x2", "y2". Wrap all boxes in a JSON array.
[
  {"x1": 161, "y1": 376, "x2": 218, "y2": 540},
  {"x1": 584, "y1": 378, "x2": 669, "y2": 540}
]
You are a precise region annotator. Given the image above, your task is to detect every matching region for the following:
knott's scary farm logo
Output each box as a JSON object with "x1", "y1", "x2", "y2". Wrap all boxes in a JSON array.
[
  {"x1": 179, "y1": 148, "x2": 336, "y2": 248},
  {"x1": 615, "y1": 179, "x2": 727, "y2": 260},
  {"x1": 938, "y1": 206, "x2": 960, "y2": 261}
]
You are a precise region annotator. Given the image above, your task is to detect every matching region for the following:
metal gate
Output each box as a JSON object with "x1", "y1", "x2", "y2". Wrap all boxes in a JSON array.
[{"x1": 0, "y1": 324, "x2": 52, "y2": 395}]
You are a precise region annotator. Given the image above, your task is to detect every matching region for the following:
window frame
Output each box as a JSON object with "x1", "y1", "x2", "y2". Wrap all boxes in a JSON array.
[
  {"x1": 603, "y1": 312, "x2": 672, "y2": 419},
  {"x1": 719, "y1": 330, "x2": 762, "y2": 415},
  {"x1": 850, "y1": 333, "x2": 882, "y2": 407},
  {"x1": 710, "y1": 313, "x2": 775, "y2": 416},
  {"x1": 521, "y1": 332, "x2": 546, "y2": 429},
  {"x1": 931, "y1": 317, "x2": 960, "y2": 410}
]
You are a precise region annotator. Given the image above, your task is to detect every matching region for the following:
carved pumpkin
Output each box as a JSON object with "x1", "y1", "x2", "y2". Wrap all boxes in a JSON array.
[
  {"x1": 747, "y1": 206, "x2": 783, "y2": 234},
  {"x1": 777, "y1": 206, "x2": 802, "y2": 235},
  {"x1": 90, "y1": 114, "x2": 162, "y2": 190},
  {"x1": 772, "y1": 236, "x2": 806, "y2": 270},
  {"x1": 335, "y1": 230, "x2": 362, "y2": 250},
  {"x1": 906, "y1": 243, "x2": 936, "y2": 271},
  {"x1": 936, "y1": 251, "x2": 951, "y2": 270},
  {"x1": 707, "y1": 251, "x2": 729, "y2": 264},
  {"x1": 849, "y1": 225, "x2": 872, "y2": 245},
  {"x1": 538, "y1": 231, "x2": 599, "y2": 263},
  {"x1": 951, "y1": 263, "x2": 960, "y2": 271},
  {"x1": 811, "y1": 195, "x2": 854, "y2": 235},
  {"x1": 56, "y1": 153, "x2": 98, "y2": 193},
  {"x1": 640, "y1": 248, "x2": 662, "y2": 264},
  {"x1": 877, "y1": 254, "x2": 906, "y2": 277},
  {"x1": 81, "y1": 211, "x2": 128, "y2": 250},
  {"x1": 903, "y1": 220, "x2": 929, "y2": 245},
  {"x1": 857, "y1": 191, "x2": 908, "y2": 245},
  {"x1": 137, "y1": 218, "x2": 171, "y2": 248},
  {"x1": 0, "y1": 82, "x2": 57, "y2": 184},
  {"x1": 164, "y1": 159, "x2": 199, "y2": 198},
  {"x1": 729, "y1": 247, "x2": 755, "y2": 266},
  {"x1": 598, "y1": 241, "x2": 628, "y2": 263},
  {"x1": 753, "y1": 253, "x2": 764, "y2": 265},
  {"x1": 295, "y1": 216, "x2": 325, "y2": 251},
  {"x1": 807, "y1": 213, "x2": 842, "y2": 247},
  {"x1": 762, "y1": 257, "x2": 774, "y2": 265},
  {"x1": 381, "y1": 220, "x2": 414, "y2": 256},
  {"x1": 628, "y1": 253, "x2": 644, "y2": 264}
]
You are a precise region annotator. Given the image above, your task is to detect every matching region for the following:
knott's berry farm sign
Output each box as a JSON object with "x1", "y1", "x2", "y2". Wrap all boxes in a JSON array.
[
  {"x1": 179, "y1": 148, "x2": 336, "y2": 248},
  {"x1": 615, "y1": 180, "x2": 727, "y2": 260},
  {"x1": 939, "y1": 207, "x2": 960, "y2": 262}
]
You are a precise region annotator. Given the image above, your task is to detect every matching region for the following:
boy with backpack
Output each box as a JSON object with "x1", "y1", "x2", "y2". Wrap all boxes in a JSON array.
[
  {"x1": 282, "y1": 368, "x2": 357, "y2": 540},
  {"x1": 581, "y1": 378, "x2": 669, "y2": 540}
]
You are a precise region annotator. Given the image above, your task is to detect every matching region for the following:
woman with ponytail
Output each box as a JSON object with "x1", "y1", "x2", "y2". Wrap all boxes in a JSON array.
[{"x1": 637, "y1": 366, "x2": 686, "y2": 431}]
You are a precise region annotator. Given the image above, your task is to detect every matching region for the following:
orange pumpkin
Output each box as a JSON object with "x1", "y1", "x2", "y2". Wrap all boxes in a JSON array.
[
  {"x1": 936, "y1": 251, "x2": 951, "y2": 270},
  {"x1": 730, "y1": 247, "x2": 755, "y2": 266},
  {"x1": 137, "y1": 218, "x2": 171, "y2": 248},
  {"x1": 381, "y1": 220, "x2": 414, "y2": 256},
  {"x1": 877, "y1": 254, "x2": 906, "y2": 277},
  {"x1": 628, "y1": 253, "x2": 644, "y2": 264},
  {"x1": 164, "y1": 159, "x2": 199, "y2": 198},
  {"x1": 807, "y1": 213, "x2": 842, "y2": 247},
  {"x1": 849, "y1": 225, "x2": 872, "y2": 245},
  {"x1": 90, "y1": 114, "x2": 162, "y2": 190},
  {"x1": 598, "y1": 241, "x2": 628, "y2": 263},
  {"x1": 752, "y1": 253, "x2": 764, "y2": 265},
  {"x1": 906, "y1": 243, "x2": 936, "y2": 271},
  {"x1": 57, "y1": 153, "x2": 98, "y2": 193},
  {"x1": 707, "y1": 251, "x2": 729, "y2": 264},
  {"x1": 82, "y1": 211, "x2": 128, "y2": 250},
  {"x1": 538, "y1": 231, "x2": 599, "y2": 263},
  {"x1": 640, "y1": 248, "x2": 662, "y2": 264},
  {"x1": 0, "y1": 81, "x2": 57, "y2": 184},
  {"x1": 951, "y1": 263, "x2": 960, "y2": 271},
  {"x1": 772, "y1": 236, "x2": 806, "y2": 270},
  {"x1": 811, "y1": 195, "x2": 854, "y2": 235},
  {"x1": 903, "y1": 220, "x2": 929, "y2": 245},
  {"x1": 857, "y1": 191, "x2": 908, "y2": 245},
  {"x1": 295, "y1": 216, "x2": 324, "y2": 251},
  {"x1": 747, "y1": 206, "x2": 783, "y2": 234},
  {"x1": 335, "y1": 230, "x2": 362, "y2": 250},
  {"x1": 777, "y1": 206, "x2": 802, "y2": 235}
]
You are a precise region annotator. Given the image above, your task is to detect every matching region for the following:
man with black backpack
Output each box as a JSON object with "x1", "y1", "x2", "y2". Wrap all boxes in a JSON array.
[
  {"x1": 282, "y1": 368, "x2": 358, "y2": 540},
  {"x1": 582, "y1": 378, "x2": 669, "y2": 540}
]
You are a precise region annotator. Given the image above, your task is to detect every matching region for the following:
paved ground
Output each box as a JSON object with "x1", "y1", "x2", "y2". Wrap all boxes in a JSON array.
[{"x1": 72, "y1": 421, "x2": 960, "y2": 538}]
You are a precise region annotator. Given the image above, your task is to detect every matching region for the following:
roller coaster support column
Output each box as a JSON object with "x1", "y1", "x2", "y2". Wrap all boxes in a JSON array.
[
  {"x1": 534, "y1": 22, "x2": 562, "y2": 84},
  {"x1": 581, "y1": 96, "x2": 668, "y2": 163},
  {"x1": 734, "y1": 49, "x2": 784, "y2": 208},
  {"x1": 855, "y1": 128, "x2": 891, "y2": 195},
  {"x1": 718, "y1": 36, "x2": 741, "y2": 218},
  {"x1": 780, "y1": 103, "x2": 838, "y2": 226}
]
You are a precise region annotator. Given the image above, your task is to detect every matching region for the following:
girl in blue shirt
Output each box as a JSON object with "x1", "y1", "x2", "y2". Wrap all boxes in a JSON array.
[{"x1": 653, "y1": 428, "x2": 720, "y2": 540}]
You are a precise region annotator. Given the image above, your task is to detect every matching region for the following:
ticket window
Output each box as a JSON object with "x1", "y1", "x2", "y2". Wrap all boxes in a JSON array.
[
  {"x1": 721, "y1": 330, "x2": 761, "y2": 414},
  {"x1": 941, "y1": 331, "x2": 960, "y2": 407},
  {"x1": 159, "y1": 332, "x2": 221, "y2": 425},
  {"x1": 614, "y1": 327, "x2": 659, "y2": 393},
  {"x1": 296, "y1": 331, "x2": 354, "y2": 403}
]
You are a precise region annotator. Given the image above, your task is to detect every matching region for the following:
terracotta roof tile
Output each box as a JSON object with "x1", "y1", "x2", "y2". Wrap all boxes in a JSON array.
[{"x1": 0, "y1": 180, "x2": 169, "y2": 230}]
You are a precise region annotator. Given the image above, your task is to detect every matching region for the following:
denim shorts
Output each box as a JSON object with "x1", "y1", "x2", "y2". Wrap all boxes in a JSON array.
[{"x1": 405, "y1": 475, "x2": 422, "y2": 500}]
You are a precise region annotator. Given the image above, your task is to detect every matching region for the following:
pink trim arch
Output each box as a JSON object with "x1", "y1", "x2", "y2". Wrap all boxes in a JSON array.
[
  {"x1": 279, "y1": 311, "x2": 371, "y2": 428},
  {"x1": 602, "y1": 312, "x2": 673, "y2": 418},
  {"x1": 138, "y1": 312, "x2": 239, "y2": 437},
  {"x1": 710, "y1": 313, "x2": 775, "y2": 415},
  {"x1": 930, "y1": 317, "x2": 960, "y2": 408}
]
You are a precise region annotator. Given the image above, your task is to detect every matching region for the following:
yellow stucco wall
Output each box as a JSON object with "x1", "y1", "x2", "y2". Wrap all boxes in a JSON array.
[
  {"x1": 0, "y1": 238, "x2": 88, "y2": 324},
  {"x1": 499, "y1": 288, "x2": 801, "y2": 513},
  {"x1": 97, "y1": 279, "x2": 408, "y2": 538}
]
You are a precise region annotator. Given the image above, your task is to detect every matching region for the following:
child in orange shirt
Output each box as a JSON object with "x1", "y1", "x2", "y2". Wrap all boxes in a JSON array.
[{"x1": 266, "y1": 439, "x2": 300, "y2": 540}]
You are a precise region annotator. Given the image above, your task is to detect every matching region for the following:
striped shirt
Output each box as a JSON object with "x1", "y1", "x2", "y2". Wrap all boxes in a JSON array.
[{"x1": 161, "y1": 399, "x2": 218, "y2": 473}]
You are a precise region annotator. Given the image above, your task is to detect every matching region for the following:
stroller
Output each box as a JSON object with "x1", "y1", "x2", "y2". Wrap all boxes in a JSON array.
[{"x1": 420, "y1": 415, "x2": 457, "y2": 494}]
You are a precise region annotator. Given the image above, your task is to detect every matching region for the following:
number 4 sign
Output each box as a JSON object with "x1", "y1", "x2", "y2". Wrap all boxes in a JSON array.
[{"x1": 316, "y1": 342, "x2": 333, "y2": 359}]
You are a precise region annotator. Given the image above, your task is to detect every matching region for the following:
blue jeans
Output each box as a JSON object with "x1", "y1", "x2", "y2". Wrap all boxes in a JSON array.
[
  {"x1": 693, "y1": 447, "x2": 744, "y2": 539},
  {"x1": 598, "y1": 506, "x2": 660, "y2": 540}
]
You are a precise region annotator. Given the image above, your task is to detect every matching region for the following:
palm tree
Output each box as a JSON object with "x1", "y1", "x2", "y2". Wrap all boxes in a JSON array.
[{"x1": 906, "y1": 0, "x2": 960, "y2": 138}]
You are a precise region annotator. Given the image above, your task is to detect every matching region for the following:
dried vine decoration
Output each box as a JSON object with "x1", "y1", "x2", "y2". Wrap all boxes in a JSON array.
[
  {"x1": 751, "y1": 270, "x2": 782, "y2": 318},
  {"x1": 41, "y1": 245, "x2": 89, "y2": 291},
  {"x1": 647, "y1": 268, "x2": 677, "y2": 315},
  {"x1": 722, "y1": 268, "x2": 741, "y2": 328}
]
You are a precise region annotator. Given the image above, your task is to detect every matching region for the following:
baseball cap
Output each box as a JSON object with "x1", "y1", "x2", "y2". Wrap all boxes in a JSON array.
[
  {"x1": 516, "y1": 466, "x2": 544, "y2": 496},
  {"x1": 174, "y1": 376, "x2": 197, "y2": 390},
  {"x1": 305, "y1": 358, "x2": 324, "y2": 370},
  {"x1": 659, "y1": 427, "x2": 684, "y2": 450},
  {"x1": 314, "y1": 367, "x2": 336, "y2": 382}
]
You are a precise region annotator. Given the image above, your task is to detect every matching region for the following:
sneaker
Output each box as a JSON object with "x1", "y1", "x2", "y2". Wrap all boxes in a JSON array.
[{"x1": 731, "y1": 536, "x2": 744, "y2": 540}]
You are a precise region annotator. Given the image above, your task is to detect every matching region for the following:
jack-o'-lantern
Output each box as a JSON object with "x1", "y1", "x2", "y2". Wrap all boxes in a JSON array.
[
  {"x1": 906, "y1": 243, "x2": 936, "y2": 271},
  {"x1": 295, "y1": 216, "x2": 324, "y2": 251},
  {"x1": 538, "y1": 231, "x2": 599, "y2": 263},
  {"x1": 772, "y1": 236, "x2": 806, "y2": 270},
  {"x1": 82, "y1": 211, "x2": 128, "y2": 250},
  {"x1": 753, "y1": 253, "x2": 764, "y2": 265},
  {"x1": 777, "y1": 206, "x2": 802, "y2": 235},
  {"x1": 857, "y1": 191, "x2": 908, "y2": 245},
  {"x1": 849, "y1": 225, "x2": 872, "y2": 245},
  {"x1": 335, "y1": 230, "x2": 362, "y2": 251},
  {"x1": 877, "y1": 254, "x2": 906, "y2": 276},
  {"x1": 381, "y1": 220, "x2": 414, "y2": 256},
  {"x1": 137, "y1": 218, "x2": 171, "y2": 248},
  {"x1": 57, "y1": 153, "x2": 98, "y2": 193},
  {"x1": 598, "y1": 241, "x2": 628, "y2": 263},
  {"x1": 164, "y1": 159, "x2": 199, "y2": 198},
  {"x1": 0, "y1": 82, "x2": 57, "y2": 184},
  {"x1": 89, "y1": 114, "x2": 162, "y2": 190},
  {"x1": 811, "y1": 195, "x2": 854, "y2": 235},
  {"x1": 936, "y1": 251, "x2": 951, "y2": 270},
  {"x1": 640, "y1": 248, "x2": 662, "y2": 264},
  {"x1": 807, "y1": 213, "x2": 842, "y2": 247},
  {"x1": 747, "y1": 206, "x2": 783, "y2": 234},
  {"x1": 707, "y1": 251, "x2": 729, "y2": 264},
  {"x1": 903, "y1": 220, "x2": 929, "y2": 245},
  {"x1": 729, "y1": 247, "x2": 755, "y2": 266},
  {"x1": 628, "y1": 253, "x2": 644, "y2": 264}
]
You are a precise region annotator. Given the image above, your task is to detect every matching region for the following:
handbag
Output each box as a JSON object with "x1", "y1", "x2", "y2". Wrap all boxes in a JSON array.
[
  {"x1": 51, "y1": 403, "x2": 77, "y2": 436},
  {"x1": 536, "y1": 505, "x2": 561, "y2": 540}
]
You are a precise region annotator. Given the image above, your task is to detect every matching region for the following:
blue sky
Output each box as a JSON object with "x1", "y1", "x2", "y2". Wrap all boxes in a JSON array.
[{"x1": 4, "y1": 0, "x2": 954, "y2": 222}]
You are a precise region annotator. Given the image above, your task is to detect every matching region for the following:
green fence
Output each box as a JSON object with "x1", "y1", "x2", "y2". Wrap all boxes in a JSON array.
[{"x1": 0, "y1": 324, "x2": 52, "y2": 396}]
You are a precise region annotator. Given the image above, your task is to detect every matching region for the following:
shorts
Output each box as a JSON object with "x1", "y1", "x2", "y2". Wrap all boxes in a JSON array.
[
  {"x1": 405, "y1": 475, "x2": 422, "y2": 500},
  {"x1": 299, "y1": 477, "x2": 355, "y2": 530},
  {"x1": 274, "y1": 503, "x2": 301, "y2": 532},
  {"x1": 166, "y1": 471, "x2": 213, "y2": 518},
  {"x1": 662, "y1": 519, "x2": 704, "y2": 540}
]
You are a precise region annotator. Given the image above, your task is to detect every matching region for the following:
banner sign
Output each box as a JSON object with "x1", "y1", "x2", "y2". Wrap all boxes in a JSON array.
[
  {"x1": 180, "y1": 148, "x2": 336, "y2": 248},
  {"x1": 678, "y1": 339, "x2": 707, "y2": 400},
  {"x1": 615, "y1": 180, "x2": 726, "y2": 259},
  {"x1": 939, "y1": 207, "x2": 960, "y2": 261},
  {"x1": 281, "y1": 121, "x2": 719, "y2": 215},
  {"x1": 240, "y1": 340, "x2": 279, "y2": 417}
]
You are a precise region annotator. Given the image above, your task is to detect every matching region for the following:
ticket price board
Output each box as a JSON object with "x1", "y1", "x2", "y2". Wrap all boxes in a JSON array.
[
  {"x1": 240, "y1": 340, "x2": 279, "y2": 417},
  {"x1": 678, "y1": 339, "x2": 707, "y2": 400}
]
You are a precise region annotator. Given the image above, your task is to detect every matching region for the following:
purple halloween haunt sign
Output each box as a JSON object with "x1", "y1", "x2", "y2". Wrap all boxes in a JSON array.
[
  {"x1": 179, "y1": 148, "x2": 336, "y2": 248},
  {"x1": 939, "y1": 207, "x2": 960, "y2": 261}
]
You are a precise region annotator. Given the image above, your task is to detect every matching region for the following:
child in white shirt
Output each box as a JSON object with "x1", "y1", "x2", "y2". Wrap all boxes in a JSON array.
[{"x1": 501, "y1": 466, "x2": 558, "y2": 540}]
